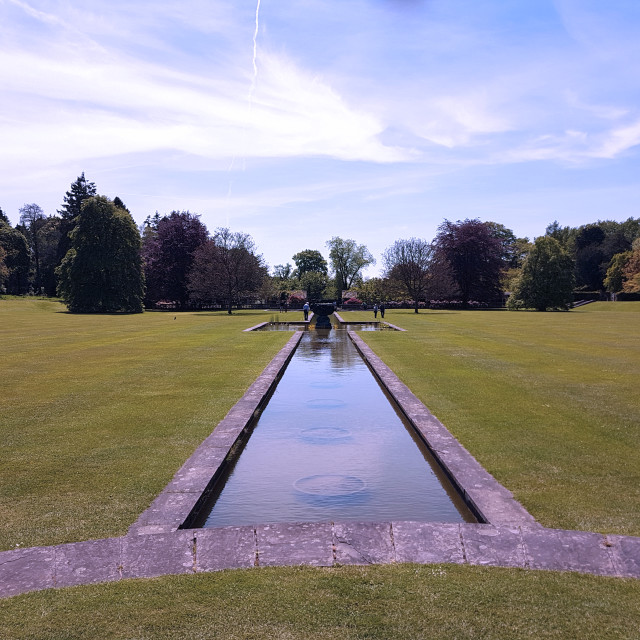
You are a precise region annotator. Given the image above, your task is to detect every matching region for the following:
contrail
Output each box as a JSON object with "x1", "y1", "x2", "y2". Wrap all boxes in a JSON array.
[
  {"x1": 225, "y1": 0, "x2": 262, "y2": 216},
  {"x1": 249, "y1": 0, "x2": 261, "y2": 107}
]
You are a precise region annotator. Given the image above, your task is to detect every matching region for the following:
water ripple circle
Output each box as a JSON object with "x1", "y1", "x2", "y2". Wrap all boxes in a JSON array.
[
  {"x1": 300, "y1": 427, "x2": 351, "y2": 442},
  {"x1": 294, "y1": 474, "x2": 366, "y2": 497},
  {"x1": 306, "y1": 398, "x2": 346, "y2": 409}
]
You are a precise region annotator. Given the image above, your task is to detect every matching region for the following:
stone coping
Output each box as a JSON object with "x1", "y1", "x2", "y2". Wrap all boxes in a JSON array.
[
  {"x1": 333, "y1": 311, "x2": 406, "y2": 332},
  {"x1": 244, "y1": 313, "x2": 314, "y2": 333},
  {"x1": 1, "y1": 523, "x2": 638, "y2": 598}
]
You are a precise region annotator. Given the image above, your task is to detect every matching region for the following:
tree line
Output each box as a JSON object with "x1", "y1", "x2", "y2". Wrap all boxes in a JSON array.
[{"x1": 1, "y1": 172, "x2": 639, "y2": 313}]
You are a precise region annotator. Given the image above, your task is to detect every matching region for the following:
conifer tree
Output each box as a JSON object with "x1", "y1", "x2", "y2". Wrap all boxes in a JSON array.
[{"x1": 56, "y1": 196, "x2": 144, "y2": 313}]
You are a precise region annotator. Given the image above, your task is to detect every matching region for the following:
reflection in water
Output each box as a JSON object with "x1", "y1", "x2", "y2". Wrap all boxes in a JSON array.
[{"x1": 200, "y1": 325, "x2": 475, "y2": 527}]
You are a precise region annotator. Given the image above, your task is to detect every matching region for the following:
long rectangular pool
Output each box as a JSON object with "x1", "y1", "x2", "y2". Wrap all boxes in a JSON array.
[{"x1": 197, "y1": 325, "x2": 475, "y2": 527}]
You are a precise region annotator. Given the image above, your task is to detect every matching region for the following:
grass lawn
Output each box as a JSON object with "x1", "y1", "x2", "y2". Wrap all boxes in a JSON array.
[
  {"x1": 1, "y1": 299, "x2": 638, "y2": 637},
  {"x1": 0, "y1": 298, "x2": 292, "y2": 550},
  {"x1": 350, "y1": 303, "x2": 640, "y2": 536},
  {"x1": 1, "y1": 565, "x2": 639, "y2": 639}
]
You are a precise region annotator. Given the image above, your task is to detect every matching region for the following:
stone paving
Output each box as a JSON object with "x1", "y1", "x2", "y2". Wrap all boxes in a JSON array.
[{"x1": 1, "y1": 319, "x2": 639, "y2": 599}]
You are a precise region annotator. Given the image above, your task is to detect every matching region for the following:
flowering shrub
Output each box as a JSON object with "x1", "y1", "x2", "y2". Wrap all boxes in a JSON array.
[
  {"x1": 288, "y1": 293, "x2": 306, "y2": 307},
  {"x1": 342, "y1": 297, "x2": 363, "y2": 306},
  {"x1": 429, "y1": 300, "x2": 489, "y2": 309}
]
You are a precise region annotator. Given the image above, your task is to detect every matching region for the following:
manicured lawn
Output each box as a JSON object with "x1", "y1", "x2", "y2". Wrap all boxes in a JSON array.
[
  {"x1": 351, "y1": 303, "x2": 640, "y2": 536},
  {"x1": 2, "y1": 299, "x2": 638, "y2": 636},
  {"x1": 0, "y1": 298, "x2": 292, "y2": 550},
  {"x1": 1, "y1": 564, "x2": 638, "y2": 639}
]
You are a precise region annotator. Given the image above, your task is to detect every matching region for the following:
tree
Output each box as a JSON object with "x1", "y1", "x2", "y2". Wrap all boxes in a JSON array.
[
  {"x1": 188, "y1": 228, "x2": 266, "y2": 314},
  {"x1": 113, "y1": 197, "x2": 129, "y2": 213},
  {"x1": 574, "y1": 224, "x2": 606, "y2": 291},
  {"x1": 299, "y1": 271, "x2": 328, "y2": 300},
  {"x1": 57, "y1": 172, "x2": 98, "y2": 268},
  {"x1": 326, "y1": 236, "x2": 375, "y2": 294},
  {"x1": 19, "y1": 203, "x2": 47, "y2": 292},
  {"x1": 383, "y1": 238, "x2": 435, "y2": 313},
  {"x1": 507, "y1": 236, "x2": 575, "y2": 311},
  {"x1": 354, "y1": 277, "x2": 398, "y2": 305},
  {"x1": 273, "y1": 263, "x2": 294, "y2": 280},
  {"x1": 604, "y1": 251, "x2": 632, "y2": 294},
  {"x1": 292, "y1": 250, "x2": 327, "y2": 278},
  {"x1": 0, "y1": 222, "x2": 30, "y2": 294},
  {"x1": 433, "y1": 219, "x2": 504, "y2": 306},
  {"x1": 142, "y1": 211, "x2": 208, "y2": 308},
  {"x1": 58, "y1": 172, "x2": 98, "y2": 222},
  {"x1": 0, "y1": 244, "x2": 9, "y2": 291},
  {"x1": 486, "y1": 222, "x2": 530, "y2": 270},
  {"x1": 0, "y1": 207, "x2": 10, "y2": 225},
  {"x1": 545, "y1": 220, "x2": 575, "y2": 249},
  {"x1": 621, "y1": 239, "x2": 640, "y2": 293},
  {"x1": 56, "y1": 196, "x2": 144, "y2": 313}
]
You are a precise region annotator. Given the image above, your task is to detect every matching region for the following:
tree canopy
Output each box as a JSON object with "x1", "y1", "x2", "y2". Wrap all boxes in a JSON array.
[
  {"x1": 292, "y1": 249, "x2": 327, "y2": 277},
  {"x1": 508, "y1": 236, "x2": 575, "y2": 311},
  {"x1": 433, "y1": 219, "x2": 503, "y2": 306},
  {"x1": 0, "y1": 221, "x2": 30, "y2": 294},
  {"x1": 56, "y1": 196, "x2": 144, "y2": 313},
  {"x1": 383, "y1": 238, "x2": 435, "y2": 313},
  {"x1": 142, "y1": 211, "x2": 208, "y2": 308},
  {"x1": 188, "y1": 228, "x2": 266, "y2": 314},
  {"x1": 326, "y1": 236, "x2": 374, "y2": 294}
]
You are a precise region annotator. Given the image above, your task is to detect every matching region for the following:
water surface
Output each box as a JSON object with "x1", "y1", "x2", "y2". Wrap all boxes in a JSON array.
[{"x1": 200, "y1": 325, "x2": 474, "y2": 527}]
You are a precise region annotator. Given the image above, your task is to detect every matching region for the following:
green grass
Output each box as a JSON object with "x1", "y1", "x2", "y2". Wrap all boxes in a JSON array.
[
  {"x1": 349, "y1": 303, "x2": 640, "y2": 535},
  {"x1": 2, "y1": 299, "x2": 639, "y2": 635},
  {"x1": 1, "y1": 565, "x2": 638, "y2": 639},
  {"x1": 0, "y1": 298, "x2": 292, "y2": 550}
]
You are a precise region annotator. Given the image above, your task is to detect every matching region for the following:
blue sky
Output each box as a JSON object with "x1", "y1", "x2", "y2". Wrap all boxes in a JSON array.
[{"x1": 2, "y1": 0, "x2": 640, "y2": 276}]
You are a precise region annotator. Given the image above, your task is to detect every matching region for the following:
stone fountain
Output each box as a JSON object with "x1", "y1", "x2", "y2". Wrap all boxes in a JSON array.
[{"x1": 310, "y1": 302, "x2": 335, "y2": 329}]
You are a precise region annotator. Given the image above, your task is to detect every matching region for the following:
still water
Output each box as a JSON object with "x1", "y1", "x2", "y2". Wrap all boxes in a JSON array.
[{"x1": 199, "y1": 325, "x2": 474, "y2": 527}]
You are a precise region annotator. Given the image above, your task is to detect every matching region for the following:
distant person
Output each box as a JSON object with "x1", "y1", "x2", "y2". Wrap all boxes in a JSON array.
[
  {"x1": 303, "y1": 301, "x2": 310, "y2": 321},
  {"x1": 362, "y1": 302, "x2": 367, "y2": 311},
  {"x1": 373, "y1": 303, "x2": 378, "y2": 318},
  {"x1": 379, "y1": 303, "x2": 385, "y2": 319}
]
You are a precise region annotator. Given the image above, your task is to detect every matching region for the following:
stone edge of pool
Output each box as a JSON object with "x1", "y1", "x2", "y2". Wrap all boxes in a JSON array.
[{"x1": 2, "y1": 322, "x2": 639, "y2": 598}]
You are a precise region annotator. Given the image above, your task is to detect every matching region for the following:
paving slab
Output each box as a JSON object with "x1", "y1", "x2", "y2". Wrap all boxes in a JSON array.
[
  {"x1": 522, "y1": 528, "x2": 617, "y2": 576},
  {"x1": 0, "y1": 546, "x2": 56, "y2": 598},
  {"x1": 461, "y1": 524, "x2": 525, "y2": 568},
  {"x1": 195, "y1": 526, "x2": 256, "y2": 571},
  {"x1": 54, "y1": 538, "x2": 121, "y2": 588},
  {"x1": 121, "y1": 532, "x2": 195, "y2": 579},
  {"x1": 256, "y1": 522, "x2": 333, "y2": 567},
  {"x1": 333, "y1": 522, "x2": 395, "y2": 565},
  {"x1": 392, "y1": 522, "x2": 464, "y2": 565},
  {"x1": 605, "y1": 534, "x2": 640, "y2": 578}
]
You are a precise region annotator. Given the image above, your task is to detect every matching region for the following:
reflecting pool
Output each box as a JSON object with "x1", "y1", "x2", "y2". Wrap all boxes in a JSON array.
[{"x1": 198, "y1": 325, "x2": 475, "y2": 527}]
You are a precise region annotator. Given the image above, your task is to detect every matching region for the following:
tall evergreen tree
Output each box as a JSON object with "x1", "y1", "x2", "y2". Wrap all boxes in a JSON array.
[
  {"x1": 56, "y1": 196, "x2": 144, "y2": 313},
  {"x1": 57, "y1": 173, "x2": 98, "y2": 268},
  {"x1": 58, "y1": 172, "x2": 97, "y2": 221}
]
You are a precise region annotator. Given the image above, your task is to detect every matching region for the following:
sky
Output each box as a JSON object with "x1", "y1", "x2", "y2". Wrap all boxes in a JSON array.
[{"x1": 2, "y1": 0, "x2": 640, "y2": 277}]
